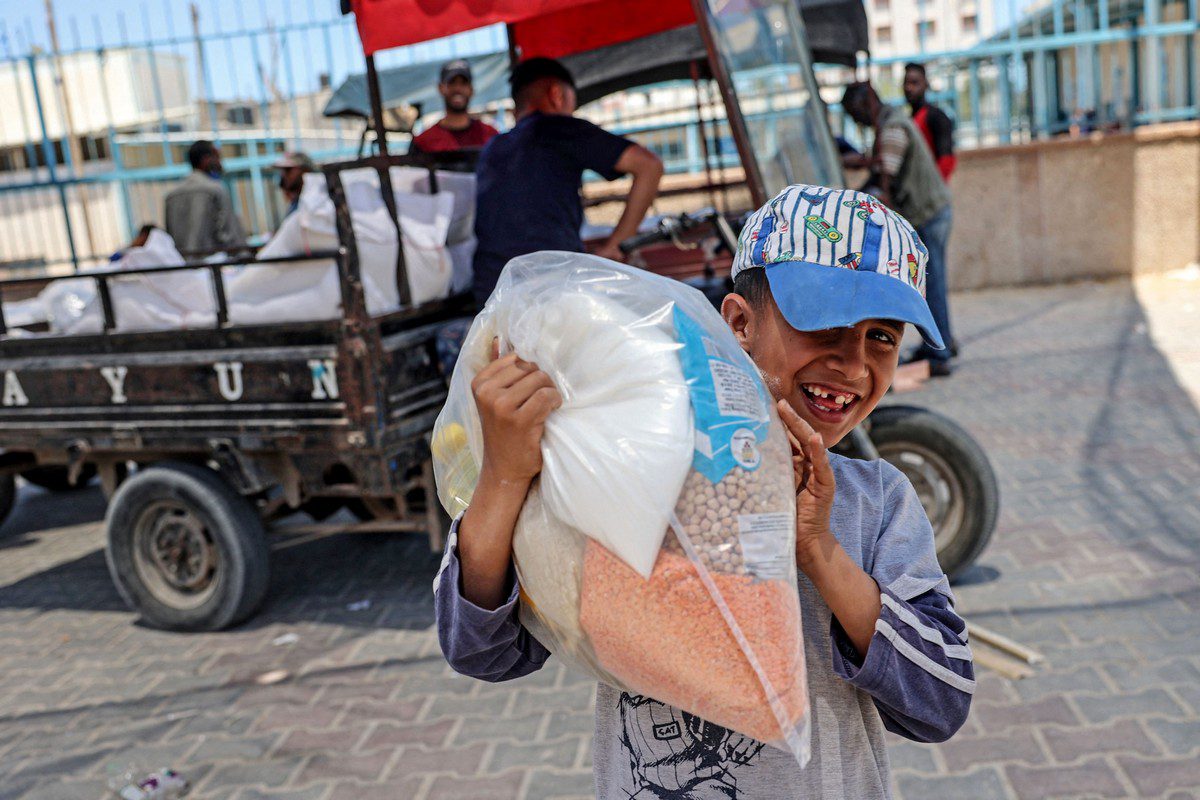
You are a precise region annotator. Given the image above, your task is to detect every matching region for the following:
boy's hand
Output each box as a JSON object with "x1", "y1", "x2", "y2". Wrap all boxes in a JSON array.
[
  {"x1": 472, "y1": 345, "x2": 562, "y2": 487},
  {"x1": 776, "y1": 400, "x2": 881, "y2": 658},
  {"x1": 777, "y1": 400, "x2": 837, "y2": 569},
  {"x1": 458, "y1": 344, "x2": 561, "y2": 610}
]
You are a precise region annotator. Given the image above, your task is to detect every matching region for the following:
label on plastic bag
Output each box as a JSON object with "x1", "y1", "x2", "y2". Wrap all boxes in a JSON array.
[
  {"x1": 737, "y1": 512, "x2": 794, "y2": 580},
  {"x1": 673, "y1": 307, "x2": 771, "y2": 483}
]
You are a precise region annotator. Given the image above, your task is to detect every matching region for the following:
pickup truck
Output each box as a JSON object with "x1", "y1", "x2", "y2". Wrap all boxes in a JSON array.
[{"x1": 0, "y1": 156, "x2": 465, "y2": 632}]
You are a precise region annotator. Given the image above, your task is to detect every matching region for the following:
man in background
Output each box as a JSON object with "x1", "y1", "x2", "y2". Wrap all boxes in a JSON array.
[
  {"x1": 271, "y1": 151, "x2": 314, "y2": 217},
  {"x1": 164, "y1": 140, "x2": 246, "y2": 254},
  {"x1": 903, "y1": 63, "x2": 956, "y2": 182},
  {"x1": 842, "y1": 81, "x2": 957, "y2": 375},
  {"x1": 410, "y1": 59, "x2": 499, "y2": 154},
  {"x1": 472, "y1": 57, "x2": 663, "y2": 306}
]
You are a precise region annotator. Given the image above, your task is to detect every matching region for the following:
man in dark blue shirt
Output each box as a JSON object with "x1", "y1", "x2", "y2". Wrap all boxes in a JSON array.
[{"x1": 472, "y1": 57, "x2": 663, "y2": 306}]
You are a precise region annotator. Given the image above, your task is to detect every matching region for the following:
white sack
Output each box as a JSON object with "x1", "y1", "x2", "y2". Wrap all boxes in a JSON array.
[
  {"x1": 438, "y1": 251, "x2": 694, "y2": 578},
  {"x1": 390, "y1": 167, "x2": 476, "y2": 293},
  {"x1": 42, "y1": 229, "x2": 211, "y2": 335},
  {"x1": 229, "y1": 170, "x2": 453, "y2": 326}
]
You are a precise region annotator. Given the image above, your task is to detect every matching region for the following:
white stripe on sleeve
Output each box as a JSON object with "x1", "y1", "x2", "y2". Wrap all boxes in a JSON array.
[
  {"x1": 881, "y1": 592, "x2": 973, "y2": 657},
  {"x1": 876, "y1": 619, "x2": 978, "y2": 695},
  {"x1": 432, "y1": 515, "x2": 463, "y2": 594}
]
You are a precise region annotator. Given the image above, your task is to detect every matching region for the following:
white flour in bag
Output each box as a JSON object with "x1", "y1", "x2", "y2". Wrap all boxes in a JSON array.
[{"x1": 493, "y1": 289, "x2": 693, "y2": 578}]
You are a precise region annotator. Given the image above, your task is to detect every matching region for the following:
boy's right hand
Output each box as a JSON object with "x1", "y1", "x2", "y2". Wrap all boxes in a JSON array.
[{"x1": 471, "y1": 346, "x2": 562, "y2": 487}]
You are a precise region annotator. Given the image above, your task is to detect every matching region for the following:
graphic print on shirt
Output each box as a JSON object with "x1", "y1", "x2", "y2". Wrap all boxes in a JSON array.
[{"x1": 618, "y1": 693, "x2": 763, "y2": 799}]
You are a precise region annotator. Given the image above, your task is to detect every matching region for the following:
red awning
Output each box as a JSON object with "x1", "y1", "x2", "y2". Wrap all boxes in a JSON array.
[{"x1": 350, "y1": 0, "x2": 697, "y2": 58}]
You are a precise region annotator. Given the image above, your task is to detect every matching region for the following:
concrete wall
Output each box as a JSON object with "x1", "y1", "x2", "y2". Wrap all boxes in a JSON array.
[{"x1": 949, "y1": 122, "x2": 1200, "y2": 291}]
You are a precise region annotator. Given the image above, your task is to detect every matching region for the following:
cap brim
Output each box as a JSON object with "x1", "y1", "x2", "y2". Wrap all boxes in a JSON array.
[{"x1": 763, "y1": 262, "x2": 945, "y2": 349}]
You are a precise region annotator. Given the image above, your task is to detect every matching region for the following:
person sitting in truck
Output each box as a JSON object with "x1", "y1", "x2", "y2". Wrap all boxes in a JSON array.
[
  {"x1": 164, "y1": 140, "x2": 247, "y2": 256},
  {"x1": 109, "y1": 224, "x2": 157, "y2": 262},
  {"x1": 471, "y1": 57, "x2": 664, "y2": 307},
  {"x1": 271, "y1": 151, "x2": 315, "y2": 218},
  {"x1": 409, "y1": 59, "x2": 499, "y2": 155}
]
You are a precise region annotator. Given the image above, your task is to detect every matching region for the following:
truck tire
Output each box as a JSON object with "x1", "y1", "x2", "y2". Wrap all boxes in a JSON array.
[
  {"x1": 105, "y1": 461, "x2": 270, "y2": 632},
  {"x1": 867, "y1": 405, "x2": 999, "y2": 580},
  {"x1": 20, "y1": 464, "x2": 98, "y2": 492},
  {"x1": 0, "y1": 473, "x2": 16, "y2": 528}
]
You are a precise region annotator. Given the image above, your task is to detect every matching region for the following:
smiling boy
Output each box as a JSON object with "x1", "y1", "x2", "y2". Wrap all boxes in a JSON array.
[{"x1": 435, "y1": 185, "x2": 973, "y2": 799}]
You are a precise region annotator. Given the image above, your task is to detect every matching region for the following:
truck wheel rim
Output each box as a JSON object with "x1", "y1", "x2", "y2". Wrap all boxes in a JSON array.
[
  {"x1": 133, "y1": 500, "x2": 219, "y2": 609},
  {"x1": 876, "y1": 442, "x2": 966, "y2": 555}
]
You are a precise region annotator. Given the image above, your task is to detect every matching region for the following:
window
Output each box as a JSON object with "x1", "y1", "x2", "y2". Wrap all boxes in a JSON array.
[
  {"x1": 637, "y1": 129, "x2": 687, "y2": 165},
  {"x1": 225, "y1": 105, "x2": 256, "y2": 126},
  {"x1": 876, "y1": 25, "x2": 893, "y2": 44},
  {"x1": 916, "y1": 20, "x2": 936, "y2": 41},
  {"x1": 962, "y1": 14, "x2": 978, "y2": 33}
]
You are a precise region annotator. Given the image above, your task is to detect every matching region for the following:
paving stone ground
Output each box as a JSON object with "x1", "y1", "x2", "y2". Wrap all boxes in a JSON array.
[{"x1": 0, "y1": 272, "x2": 1198, "y2": 799}]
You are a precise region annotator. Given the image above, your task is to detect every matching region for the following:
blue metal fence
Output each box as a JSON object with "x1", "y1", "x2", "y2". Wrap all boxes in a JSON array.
[
  {"x1": 0, "y1": 4, "x2": 504, "y2": 274},
  {"x1": 860, "y1": 0, "x2": 1198, "y2": 147},
  {"x1": 0, "y1": 0, "x2": 1196, "y2": 275}
]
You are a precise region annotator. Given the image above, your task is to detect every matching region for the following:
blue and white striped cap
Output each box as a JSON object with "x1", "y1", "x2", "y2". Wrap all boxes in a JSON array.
[{"x1": 732, "y1": 184, "x2": 944, "y2": 349}]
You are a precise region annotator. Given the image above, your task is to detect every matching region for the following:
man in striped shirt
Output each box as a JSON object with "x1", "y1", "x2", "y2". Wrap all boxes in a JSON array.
[{"x1": 842, "y1": 82, "x2": 957, "y2": 375}]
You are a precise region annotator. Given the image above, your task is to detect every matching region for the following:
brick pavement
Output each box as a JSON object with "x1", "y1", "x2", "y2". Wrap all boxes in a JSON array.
[{"x1": 0, "y1": 273, "x2": 1198, "y2": 799}]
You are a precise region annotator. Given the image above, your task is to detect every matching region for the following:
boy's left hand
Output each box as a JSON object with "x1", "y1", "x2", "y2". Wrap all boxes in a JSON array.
[{"x1": 777, "y1": 400, "x2": 837, "y2": 569}]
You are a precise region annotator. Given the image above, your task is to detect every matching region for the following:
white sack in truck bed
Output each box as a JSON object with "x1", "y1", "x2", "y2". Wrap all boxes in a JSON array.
[
  {"x1": 432, "y1": 252, "x2": 811, "y2": 763},
  {"x1": 229, "y1": 169, "x2": 454, "y2": 324},
  {"x1": 8, "y1": 171, "x2": 457, "y2": 335}
]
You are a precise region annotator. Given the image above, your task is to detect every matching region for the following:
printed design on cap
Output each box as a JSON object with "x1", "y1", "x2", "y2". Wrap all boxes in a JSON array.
[
  {"x1": 913, "y1": 235, "x2": 929, "y2": 296},
  {"x1": 843, "y1": 197, "x2": 888, "y2": 220},
  {"x1": 732, "y1": 184, "x2": 929, "y2": 301},
  {"x1": 749, "y1": 213, "x2": 775, "y2": 267},
  {"x1": 744, "y1": 192, "x2": 790, "y2": 268},
  {"x1": 803, "y1": 216, "x2": 843, "y2": 243},
  {"x1": 837, "y1": 252, "x2": 862, "y2": 269},
  {"x1": 860, "y1": 215, "x2": 884, "y2": 274}
]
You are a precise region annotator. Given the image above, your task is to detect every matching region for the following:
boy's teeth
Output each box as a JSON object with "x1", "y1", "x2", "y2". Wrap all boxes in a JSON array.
[{"x1": 805, "y1": 384, "x2": 855, "y2": 405}]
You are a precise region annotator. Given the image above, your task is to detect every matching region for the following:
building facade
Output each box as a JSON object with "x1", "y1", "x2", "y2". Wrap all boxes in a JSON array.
[{"x1": 865, "y1": 0, "x2": 996, "y2": 59}]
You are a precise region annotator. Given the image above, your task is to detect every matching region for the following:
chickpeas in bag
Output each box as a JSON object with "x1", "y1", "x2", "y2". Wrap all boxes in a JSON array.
[{"x1": 433, "y1": 252, "x2": 810, "y2": 764}]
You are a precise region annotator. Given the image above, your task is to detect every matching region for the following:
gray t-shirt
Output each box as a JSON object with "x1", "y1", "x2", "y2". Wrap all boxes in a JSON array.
[{"x1": 435, "y1": 454, "x2": 975, "y2": 799}]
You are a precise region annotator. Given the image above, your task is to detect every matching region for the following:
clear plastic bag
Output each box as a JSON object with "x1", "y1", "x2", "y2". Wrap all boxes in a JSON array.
[{"x1": 432, "y1": 251, "x2": 810, "y2": 763}]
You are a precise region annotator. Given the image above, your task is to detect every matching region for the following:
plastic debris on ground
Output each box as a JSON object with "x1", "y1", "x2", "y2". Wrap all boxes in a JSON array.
[
  {"x1": 253, "y1": 669, "x2": 290, "y2": 686},
  {"x1": 107, "y1": 764, "x2": 189, "y2": 799}
]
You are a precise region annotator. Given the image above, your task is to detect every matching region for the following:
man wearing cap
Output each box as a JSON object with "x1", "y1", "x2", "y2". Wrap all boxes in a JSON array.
[
  {"x1": 271, "y1": 151, "x2": 314, "y2": 218},
  {"x1": 471, "y1": 57, "x2": 663, "y2": 306},
  {"x1": 437, "y1": 184, "x2": 972, "y2": 799},
  {"x1": 842, "y1": 81, "x2": 957, "y2": 375},
  {"x1": 409, "y1": 60, "x2": 499, "y2": 155}
]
